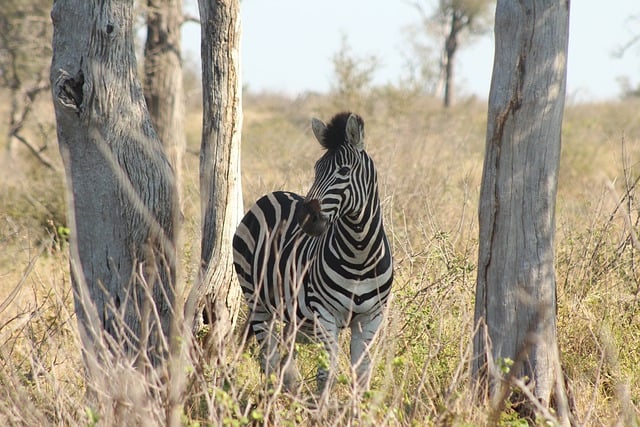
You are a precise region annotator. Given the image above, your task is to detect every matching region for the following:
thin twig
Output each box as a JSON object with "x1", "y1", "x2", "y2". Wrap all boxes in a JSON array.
[
  {"x1": 10, "y1": 132, "x2": 57, "y2": 171},
  {"x1": 511, "y1": 377, "x2": 561, "y2": 425},
  {"x1": 0, "y1": 245, "x2": 45, "y2": 315}
]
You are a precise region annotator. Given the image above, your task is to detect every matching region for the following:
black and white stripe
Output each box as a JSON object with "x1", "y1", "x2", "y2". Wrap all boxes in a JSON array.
[{"x1": 233, "y1": 112, "x2": 393, "y2": 395}]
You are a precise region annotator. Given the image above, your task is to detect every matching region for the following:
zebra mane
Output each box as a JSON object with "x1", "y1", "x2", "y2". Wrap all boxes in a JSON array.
[{"x1": 320, "y1": 112, "x2": 360, "y2": 151}]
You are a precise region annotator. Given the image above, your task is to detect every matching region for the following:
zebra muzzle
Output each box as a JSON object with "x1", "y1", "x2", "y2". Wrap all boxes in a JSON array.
[{"x1": 296, "y1": 199, "x2": 329, "y2": 237}]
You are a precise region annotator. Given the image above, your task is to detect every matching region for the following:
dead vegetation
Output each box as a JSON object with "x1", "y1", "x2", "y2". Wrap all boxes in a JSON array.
[{"x1": 1, "y1": 89, "x2": 639, "y2": 425}]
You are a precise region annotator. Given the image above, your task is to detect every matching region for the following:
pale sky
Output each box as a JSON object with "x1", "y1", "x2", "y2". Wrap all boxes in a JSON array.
[{"x1": 183, "y1": 1, "x2": 640, "y2": 101}]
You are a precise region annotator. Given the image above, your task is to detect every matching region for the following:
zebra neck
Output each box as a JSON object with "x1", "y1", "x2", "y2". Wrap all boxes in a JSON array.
[
  {"x1": 336, "y1": 194, "x2": 383, "y2": 252},
  {"x1": 348, "y1": 188, "x2": 380, "y2": 225},
  {"x1": 324, "y1": 212, "x2": 383, "y2": 269},
  {"x1": 341, "y1": 205, "x2": 381, "y2": 237}
]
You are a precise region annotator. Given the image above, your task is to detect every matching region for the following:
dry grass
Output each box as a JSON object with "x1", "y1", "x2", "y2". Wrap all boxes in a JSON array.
[{"x1": 1, "y1": 88, "x2": 639, "y2": 425}]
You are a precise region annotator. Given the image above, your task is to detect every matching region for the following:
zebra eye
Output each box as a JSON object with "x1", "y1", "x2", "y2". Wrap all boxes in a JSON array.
[{"x1": 337, "y1": 166, "x2": 350, "y2": 176}]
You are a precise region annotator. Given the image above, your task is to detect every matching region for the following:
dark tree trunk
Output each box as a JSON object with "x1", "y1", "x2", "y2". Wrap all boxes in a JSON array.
[
  {"x1": 443, "y1": 13, "x2": 459, "y2": 108},
  {"x1": 144, "y1": 0, "x2": 185, "y2": 180}
]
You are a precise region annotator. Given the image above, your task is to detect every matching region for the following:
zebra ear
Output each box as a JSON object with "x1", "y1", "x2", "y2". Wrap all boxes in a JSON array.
[
  {"x1": 346, "y1": 113, "x2": 365, "y2": 151},
  {"x1": 311, "y1": 118, "x2": 326, "y2": 144}
]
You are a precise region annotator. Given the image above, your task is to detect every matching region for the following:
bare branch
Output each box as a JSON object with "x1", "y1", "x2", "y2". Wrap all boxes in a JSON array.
[
  {"x1": 612, "y1": 14, "x2": 640, "y2": 58},
  {"x1": 613, "y1": 33, "x2": 640, "y2": 58},
  {"x1": 10, "y1": 132, "x2": 57, "y2": 171},
  {"x1": 182, "y1": 13, "x2": 200, "y2": 25}
]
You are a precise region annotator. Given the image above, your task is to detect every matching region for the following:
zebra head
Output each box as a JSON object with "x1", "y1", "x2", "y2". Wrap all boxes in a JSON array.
[{"x1": 297, "y1": 112, "x2": 374, "y2": 237}]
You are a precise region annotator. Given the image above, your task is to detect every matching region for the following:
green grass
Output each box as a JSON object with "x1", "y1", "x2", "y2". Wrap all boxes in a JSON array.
[{"x1": 1, "y1": 89, "x2": 639, "y2": 425}]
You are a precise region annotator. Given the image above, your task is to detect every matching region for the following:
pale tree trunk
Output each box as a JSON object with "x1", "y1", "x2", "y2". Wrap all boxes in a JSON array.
[
  {"x1": 473, "y1": 0, "x2": 571, "y2": 424},
  {"x1": 50, "y1": 0, "x2": 179, "y2": 367},
  {"x1": 144, "y1": 0, "x2": 186, "y2": 181},
  {"x1": 187, "y1": 0, "x2": 243, "y2": 345}
]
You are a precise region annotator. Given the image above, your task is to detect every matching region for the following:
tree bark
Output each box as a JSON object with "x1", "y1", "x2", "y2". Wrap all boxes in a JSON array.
[
  {"x1": 187, "y1": 0, "x2": 243, "y2": 343},
  {"x1": 443, "y1": 12, "x2": 459, "y2": 108},
  {"x1": 50, "y1": 0, "x2": 179, "y2": 366},
  {"x1": 473, "y1": 0, "x2": 570, "y2": 424},
  {"x1": 144, "y1": 0, "x2": 186, "y2": 180}
]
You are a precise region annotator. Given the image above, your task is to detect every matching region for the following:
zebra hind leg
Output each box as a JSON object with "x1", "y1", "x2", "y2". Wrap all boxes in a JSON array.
[
  {"x1": 252, "y1": 316, "x2": 301, "y2": 394},
  {"x1": 251, "y1": 315, "x2": 282, "y2": 391},
  {"x1": 280, "y1": 322, "x2": 300, "y2": 393}
]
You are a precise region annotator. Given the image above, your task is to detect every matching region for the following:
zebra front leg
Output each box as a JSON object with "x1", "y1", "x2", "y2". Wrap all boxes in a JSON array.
[
  {"x1": 350, "y1": 314, "x2": 383, "y2": 394},
  {"x1": 316, "y1": 325, "x2": 339, "y2": 397}
]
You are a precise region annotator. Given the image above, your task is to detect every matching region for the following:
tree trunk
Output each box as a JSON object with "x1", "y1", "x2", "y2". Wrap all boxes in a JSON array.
[
  {"x1": 187, "y1": 0, "x2": 243, "y2": 344},
  {"x1": 473, "y1": 0, "x2": 570, "y2": 424},
  {"x1": 443, "y1": 42, "x2": 455, "y2": 108},
  {"x1": 1, "y1": 0, "x2": 53, "y2": 167},
  {"x1": 144, "y1": 0, "x2": 186, "y2": 180},
  {"x1": 50, "y1": 0, "x2": 179, "y2": 366},
  {"x1": 443, "y1": 13, "x2": 459, "y2": 108}
]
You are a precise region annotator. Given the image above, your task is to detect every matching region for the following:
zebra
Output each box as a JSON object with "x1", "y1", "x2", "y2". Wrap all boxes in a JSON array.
[{"x1": 232, "y1": 112, "x2": 393, "y2": 396}]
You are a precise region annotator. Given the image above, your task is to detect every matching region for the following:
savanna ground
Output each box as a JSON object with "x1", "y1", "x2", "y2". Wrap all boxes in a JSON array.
[{"x1": 1, "y1": 85, "x2": 639, "y2": 425}]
